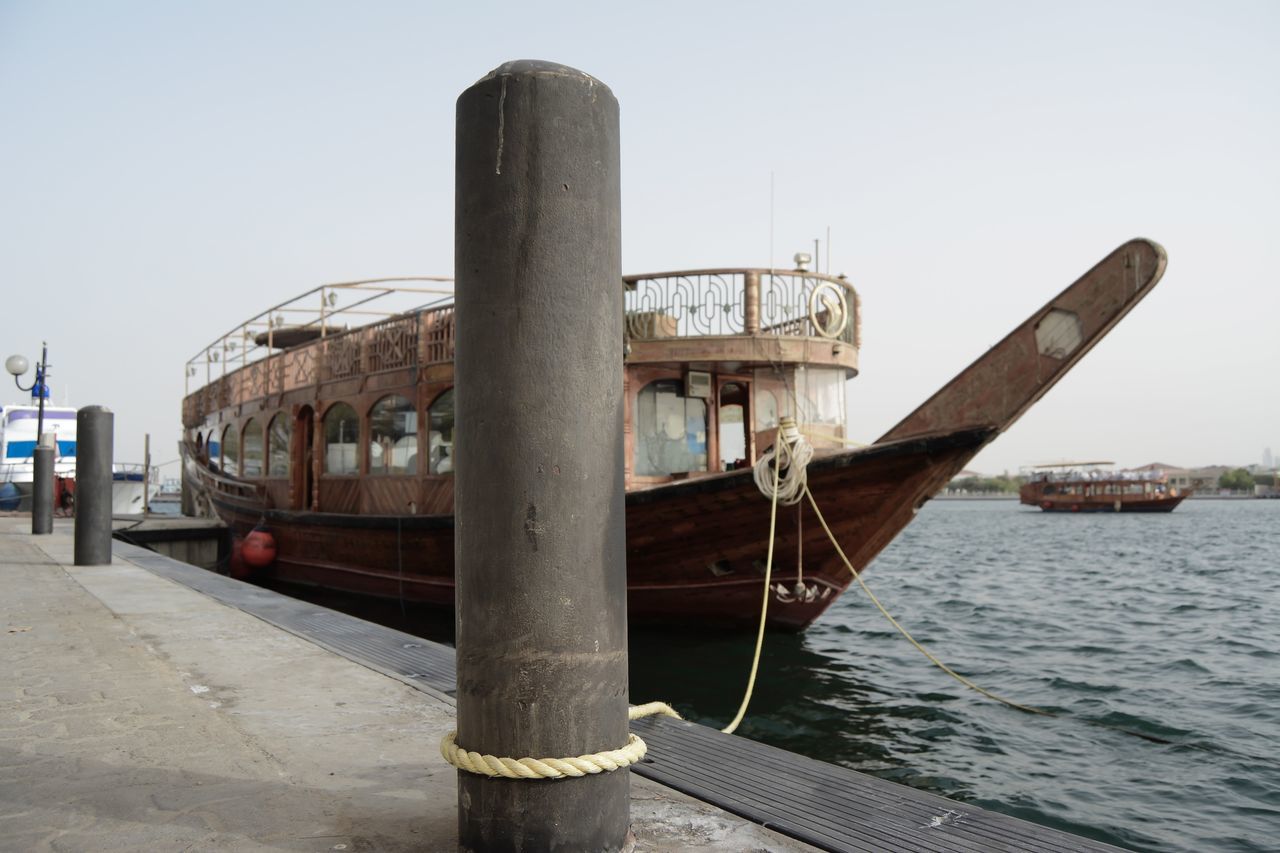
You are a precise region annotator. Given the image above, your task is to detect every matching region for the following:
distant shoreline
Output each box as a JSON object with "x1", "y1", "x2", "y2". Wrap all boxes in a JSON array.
[{"x1": 934, "y1": 493, "x2": 1272, "y2": 501}]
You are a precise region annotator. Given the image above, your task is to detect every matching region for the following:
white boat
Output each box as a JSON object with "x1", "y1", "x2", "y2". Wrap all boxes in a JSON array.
[
  {"x1": 0, "y1": 396, "x2": 160, "y2": 515},
  {"x1": 0, "y1": 402, "x2": 78, "y2": 511},
  {"x1": 112, "y1": 463, "x2": 162, "y2": 515}
]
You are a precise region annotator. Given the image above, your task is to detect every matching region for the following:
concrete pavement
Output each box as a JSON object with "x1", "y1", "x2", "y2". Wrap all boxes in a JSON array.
[{"x1": 0, "y1": 518, "x2": 814, "y2": 852}]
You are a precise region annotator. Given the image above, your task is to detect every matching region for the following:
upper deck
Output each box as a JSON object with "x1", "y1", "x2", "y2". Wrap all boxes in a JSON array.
[{"x1": 182, "y1": 268, "x2": 860, "y2": 428}]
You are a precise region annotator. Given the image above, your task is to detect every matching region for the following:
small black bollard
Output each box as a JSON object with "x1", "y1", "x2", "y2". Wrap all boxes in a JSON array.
[
  {"x1": 31, "y1": 442, "x2": 54, "y2": 534},
  {"x1": 454, "y1": 60, "x2": 628, "y2": 851},
  {"x1": 74, "y1": 406, "x2": 113, "y2": 565}
]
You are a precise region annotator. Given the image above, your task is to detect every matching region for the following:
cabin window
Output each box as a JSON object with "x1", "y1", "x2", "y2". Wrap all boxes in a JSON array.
[
  {"x1": 221, "y1": 424, "x2": 240, "y2": 477},
  {"x1": 428, "y1": 389, "x2": 455, "y2": 475},
  {"x1": 370, "y1": 394, "x2": 417, "y2": 475},
  {"x1": 323, "y1": 402, "x2": 359, "y2": 475},
  {"x1": 718, "y1": 382, "x2": 748, "y2": 470},
  {"x1": 206, "y1": 430, "x2": 220, "y2": 468},
  {"x1": 634, "y1": 379, "x2": 708, "y2": 476},
  {"x1": 267, "y1": 414, "x2": 291, "y2": 477},
  {"x1": 242, "y1": 418, "x2": 264, "y2": 477},
  {"x1": 754, "y1": 387, "x2": 778, "y2": 433},
  {"x1": 794, "y1": 366, "x2": 846, "y2": 429}
]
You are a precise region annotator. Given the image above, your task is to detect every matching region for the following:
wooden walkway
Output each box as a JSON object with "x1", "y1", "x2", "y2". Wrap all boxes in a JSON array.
[{"x1": 115, "y1": 538, "x2": 1125, "y2": 852}]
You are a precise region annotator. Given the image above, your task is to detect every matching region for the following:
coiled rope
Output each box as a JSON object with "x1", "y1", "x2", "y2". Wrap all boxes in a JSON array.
[
  {"x1": 439, "y1": 702, "x2": 686, "y2": 780},
  {"x1": 753, "y1": 416, "x2": 813, "y2": 505}
]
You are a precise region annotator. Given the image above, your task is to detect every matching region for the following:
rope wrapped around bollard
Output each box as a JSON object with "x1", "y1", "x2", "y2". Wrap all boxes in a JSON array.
[{"x1": 440, "y1": 703, "x2": 683, "y2": 780}]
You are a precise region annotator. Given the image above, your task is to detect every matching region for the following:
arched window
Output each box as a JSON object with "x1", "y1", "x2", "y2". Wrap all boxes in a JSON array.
[
  {"x1": 221, "y1": 423, "x2": 240, "y2": 477},
  {"x1": 718, "y1": 382, "x2": 748, "y2": 470},
  {"x1": 195, "y1": 432, "x2": 205, "y2": 461},
  {"x1": 267, "y1": 414, "x2": 292, "y2": 477},
  {"x1": 206, "y1": 430, "x2": 220, "y2": 469},
  {"x1": 323, "y1": 402, "x2": 359, "y2": 475},
  {"x1": 634, "y1": 379, "x2": 707, "y2": 476},
  {"x1": 427, "y1": 389, "x2": 454, "y2": 475},
  {"x1": 370, "y1": 394, "x2": 417, "y2": 475},
  {"x1": 242, "y1": 418, "x2": 264, "y2": 477}
]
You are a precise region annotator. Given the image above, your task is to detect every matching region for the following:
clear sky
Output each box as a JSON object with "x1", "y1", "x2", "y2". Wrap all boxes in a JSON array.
[{"x1": 2, "y1": 0, "x2": 1276, "y2": 478}]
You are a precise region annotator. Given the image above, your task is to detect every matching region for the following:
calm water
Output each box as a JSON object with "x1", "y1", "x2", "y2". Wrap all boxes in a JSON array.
[
  {"x1": 630, "y1": 499, "x2": 1280, "y2": 852},
  {"x1": 276, "y1": 499, "x2": 1280, "y2": 851}
]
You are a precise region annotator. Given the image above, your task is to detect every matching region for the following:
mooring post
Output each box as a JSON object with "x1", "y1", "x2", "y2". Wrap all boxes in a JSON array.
[
  {"x1": 74, "y1": 406, "x2": 114, "y2": 566},
  {"x1": 31, "y1": 438, "x2": 53, "y2": 534},
  {"x1": 454, "y1": 60, "x2": 628, "y2": 851}
]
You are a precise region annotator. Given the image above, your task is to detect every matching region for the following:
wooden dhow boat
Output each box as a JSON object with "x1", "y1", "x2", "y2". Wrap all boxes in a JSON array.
[
  {"x1": 1019, "y1": 462, "x2": 1191, "y2": 512},
  {"x1": 181, "y1": 239, "x2": 1167, "y2": 630}
]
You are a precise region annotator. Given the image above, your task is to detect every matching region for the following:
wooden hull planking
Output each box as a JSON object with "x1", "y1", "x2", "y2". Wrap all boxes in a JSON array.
[{"x1": 196, "y1": 427, "x2": 993, "y2": 631}]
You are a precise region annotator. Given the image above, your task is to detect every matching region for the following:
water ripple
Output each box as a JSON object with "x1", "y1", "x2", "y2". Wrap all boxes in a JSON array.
[{"x1": 628, "y1": 498, "x2": 1280, "y2": 853}]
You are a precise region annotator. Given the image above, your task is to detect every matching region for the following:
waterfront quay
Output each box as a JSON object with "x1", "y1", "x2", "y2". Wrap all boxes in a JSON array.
[
  {"x1": 1, "y1": 517, "x2": 1128, "y2": 851},
  {"x1": 0, "y1": 518, "x2": 809, "y2": 852}
]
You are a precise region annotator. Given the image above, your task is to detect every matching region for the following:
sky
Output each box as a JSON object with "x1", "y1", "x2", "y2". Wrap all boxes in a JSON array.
[{"x1": 1, "y1": 0, "x2": 1277, "y2": 478}]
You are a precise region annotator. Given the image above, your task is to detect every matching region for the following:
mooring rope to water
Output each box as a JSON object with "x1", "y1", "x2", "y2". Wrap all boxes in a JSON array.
[
  {"x1": 802, "y1": 483, "x2": 1193, "y2": 745},
  {"x1": 802, "y1": 486, "x2": 1052, "y2": 717},
  {"x1": 439, "y1": 420, "x2": 800, "y2": 778},
  {"x1": 440, "y1": 416, "x2": 1172, "y2": 781}
]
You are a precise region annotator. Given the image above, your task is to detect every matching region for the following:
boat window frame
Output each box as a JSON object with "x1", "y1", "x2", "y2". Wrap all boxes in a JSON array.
[
  {"x1": 221, "y1": 422, "x2": 241, "y2": 477},
  {"x1": 205, "y1": 428, "x2": 221, "y2": 470},
  {"x1": 716, "y1": 379, "x2": 751, "y2": 472},
  {"x1": 266, "y1": 412, "x2": 292, "y2": 479},
  {"x1": 631, "y1": 377, "x2": 709, "y2": 479},
  {"x1": 368, "y1": 393, "x2": 418, "y2": 477},
  {"x1": 426, "y1": 387, "x2": 455, "y2": 476},
  {"x1": 242, "y1": 417, "x2": 265, "y2": 478},
  {"x1": 321, "y1": 401, "x2": 361, "y2": 477}
]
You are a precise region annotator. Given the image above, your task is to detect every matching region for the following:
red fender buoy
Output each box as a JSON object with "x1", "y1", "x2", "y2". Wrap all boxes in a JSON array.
[
  {"x1": 228, "y1": 536, "x2": 251, "y2": 580},
  {"x1": 242, "y1": 527, "x2": 277, "y2": 569}
]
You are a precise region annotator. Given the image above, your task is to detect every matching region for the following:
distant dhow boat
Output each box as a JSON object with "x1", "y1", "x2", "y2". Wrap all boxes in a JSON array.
[
  {"x1": 1019, "y1": 462, "x2": 1191, "y2": 513},
  {"x1": 180, "y1": 239, "x2": 1168, "y2": 630}
]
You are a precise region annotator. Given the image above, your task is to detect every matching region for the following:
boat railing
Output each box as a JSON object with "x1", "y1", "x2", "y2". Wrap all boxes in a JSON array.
[
  {"x1": 623, "y1": 268, "x2": 859, "y2": 346},
  {"x1": 1029, "y1": 469, "x2": 1165, "y2": 483},
  {"x1": 182, "y1": 269, "x2": 860, "y2": 427},
  {"x1": 183, "y1": 277, "x2": 456, "y2": 393}
]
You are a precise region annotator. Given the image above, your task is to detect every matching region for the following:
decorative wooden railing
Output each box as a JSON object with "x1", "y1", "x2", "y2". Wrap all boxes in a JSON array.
[{"x1": 183, "y1": 269, "x2": 858, "y2": 428}]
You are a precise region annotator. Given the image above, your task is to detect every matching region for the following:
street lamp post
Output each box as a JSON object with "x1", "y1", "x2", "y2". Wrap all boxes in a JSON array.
[{"x1": 6, "y1": 342, "x2": 53, "y2": 534}]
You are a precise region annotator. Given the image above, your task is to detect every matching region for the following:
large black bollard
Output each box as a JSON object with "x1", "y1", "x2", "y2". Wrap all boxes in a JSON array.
[
  {"x1": 454, "y1": 60, "x2": 628, "y2": 851},
  {"x1": 31, "y1": 442, "x2": 53, "y2": 534},
  {"x1": 74, "y1": 406, "x2": 113, "y2": 565}
]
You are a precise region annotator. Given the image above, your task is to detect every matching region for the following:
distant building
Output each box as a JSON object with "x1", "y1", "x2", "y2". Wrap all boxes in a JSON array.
[
  {"x1": 1187, "y1": 465, "x2": 1232, "y2": 493},
  {"x1": 1264, "y1": 447, "x2": 1275, "y2": 469},
  {"x1": 1131, "y1": 462, "x2": 1235, "y2": 493},
  {"x1": 1132, "y1": 462, "x2": 1191, "y2": 488}
]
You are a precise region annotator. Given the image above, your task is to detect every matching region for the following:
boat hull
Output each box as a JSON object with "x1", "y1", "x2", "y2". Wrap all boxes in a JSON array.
[
  {"x1": 1026, "y1": 495, "x2": 1189, "y2": 513},
  {"x1": 196, "y1": 427, "x2": 993, "y2": 631}
]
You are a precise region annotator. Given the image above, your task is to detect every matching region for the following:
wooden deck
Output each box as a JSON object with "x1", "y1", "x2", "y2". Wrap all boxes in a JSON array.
[{"x1": 115, "y1": 534, "x2": 1126, "y2": 852}]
